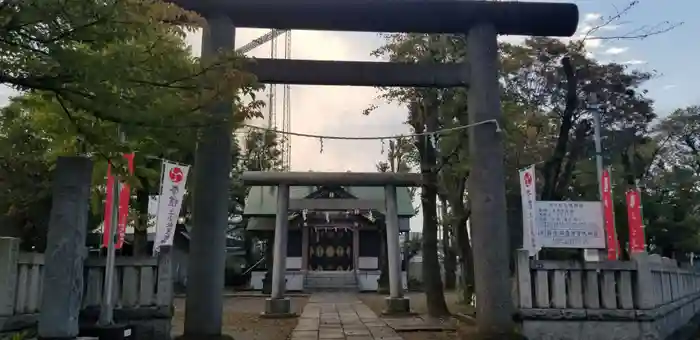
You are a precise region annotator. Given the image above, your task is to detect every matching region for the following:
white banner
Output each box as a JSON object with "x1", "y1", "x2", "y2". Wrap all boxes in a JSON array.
[
  {"x1": 535, "y1": 201, "x2": 606, "y2": 249},
  {"x1": 519, "y1": 165, "x2": 539, "y2": 256},
  {"x1": 147, "y1": 195, "x2": 159, "y2": 233},
  {"x1": 153, "y1": 161, "x2": 190, "y2": 254}
]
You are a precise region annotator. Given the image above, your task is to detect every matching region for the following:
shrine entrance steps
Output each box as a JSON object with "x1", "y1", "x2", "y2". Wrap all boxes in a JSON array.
[
  {"x1": 291, "y1": 293, "x2": 404, "y2": 340},
  {"x1": 304, "y1": 271, "x2": 358, "y2": 292}
]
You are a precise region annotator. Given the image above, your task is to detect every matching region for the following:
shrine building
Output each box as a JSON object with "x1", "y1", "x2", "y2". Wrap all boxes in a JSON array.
[{"x1": 244, "y1": 185, "x2": 414, "y2": 291}]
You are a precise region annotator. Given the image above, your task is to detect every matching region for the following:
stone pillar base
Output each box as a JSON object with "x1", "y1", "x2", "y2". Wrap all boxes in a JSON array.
[
  {"x1": 260, "y1": 297, "x2": 297, "y2": 319},
  {"x1": 382, "y1": 297, "x2": 413, "y2": 315},
  {"x1": 77, "y1": 323, "x2": 132, "y2": 340}
]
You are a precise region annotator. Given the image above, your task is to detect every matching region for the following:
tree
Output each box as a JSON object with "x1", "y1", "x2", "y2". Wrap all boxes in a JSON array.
[
  {"x1": 0, "y1": 98, "x2": 58, "y2": 251},
  {"x1": 0, "y1": 0, "x2": 265, "y2": 254},
  {"x1": 369, "y1": 6, "x2": 680, "y2": 317},
  {"x1": 371, "y1": 31, "x2": 486, "y2": 315},
  {"x1": 241, "y1": 130, "x2": 284, "y2": 172},
  {"x1": 633, "y1": 106, "x2": 700, "y2": 258}
]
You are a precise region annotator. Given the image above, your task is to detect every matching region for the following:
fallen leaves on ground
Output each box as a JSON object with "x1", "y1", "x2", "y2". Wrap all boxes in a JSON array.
[
  {"x1": 359, "y1": 291, "x2": 477, "y2": 340},
  {"x1": 172, "y1": 296, "x2": 309, "y2": 340}
]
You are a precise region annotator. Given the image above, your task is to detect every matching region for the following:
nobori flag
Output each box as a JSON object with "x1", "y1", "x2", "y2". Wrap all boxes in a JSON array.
[{"x1": 153, "y1": 161, "x2": 190, "y2": 254}]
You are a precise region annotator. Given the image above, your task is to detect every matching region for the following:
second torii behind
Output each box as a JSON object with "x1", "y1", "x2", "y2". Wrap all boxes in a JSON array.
[{"x1": 240, "y1": 171, "x2": 420, "y2": 315}]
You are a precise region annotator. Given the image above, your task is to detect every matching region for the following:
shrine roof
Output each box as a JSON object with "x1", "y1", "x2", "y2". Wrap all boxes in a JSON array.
[{"x1": 243, "y1": 186, "x2": 415, "y2": 217}]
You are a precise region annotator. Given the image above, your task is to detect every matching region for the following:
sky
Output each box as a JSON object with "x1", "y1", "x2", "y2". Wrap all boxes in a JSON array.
[{"x1": 0, "y1": 0, "x2": 696, "y2": 231}]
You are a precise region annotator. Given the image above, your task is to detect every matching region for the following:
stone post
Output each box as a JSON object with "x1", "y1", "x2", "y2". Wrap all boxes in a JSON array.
[
  {"x1": 632, "y1": 252, "x2": 655, "y2": 309},
  {"x1": 0, "y1": 237, "x2": 19, "y2": 318},
  {"x1": 182, "y1": 14, "x2": 236, "y2": 339},
  {"x1": 38, "y1": 156, "x2": 93, "y2": 339},
  {"x1": 383, "y1": 185, "x2": 410, "y2": 314},
  {"x1": 466, "y1": 23, "x2": 515, "y2": 334},
  {"x1": 264, "y1": 184, "x2": 292, "y2": 316}
]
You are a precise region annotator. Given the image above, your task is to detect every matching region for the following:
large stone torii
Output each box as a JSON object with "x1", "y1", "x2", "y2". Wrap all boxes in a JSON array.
[{"x1": 164, "y1": 0, "x2": 579, "y2": 339}]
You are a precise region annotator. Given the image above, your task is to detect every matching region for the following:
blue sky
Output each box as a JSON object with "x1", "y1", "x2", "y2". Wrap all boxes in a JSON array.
[{"x1": 573, "y1": 0, "x2": 698, "y2": 115}]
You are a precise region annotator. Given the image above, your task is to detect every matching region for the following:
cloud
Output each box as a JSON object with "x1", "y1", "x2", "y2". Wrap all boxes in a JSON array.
[
  {"x1": 603, "y1": 47, "x2": 628, "y2": 55},
  {"x1": 584, "y1": 13, "x2": 602, "y2": 22},
  {"x1": 622, "y1": 59, "x2": 646, "y2": 65},
  {"x1": 662, "y1": 85, "x2": 677, "y2": 90}
]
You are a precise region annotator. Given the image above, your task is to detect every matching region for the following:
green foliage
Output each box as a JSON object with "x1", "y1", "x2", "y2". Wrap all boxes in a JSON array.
[
  {"x1": 372, "y1": 32, "x2": 700, "y2": 260},
  {"x1": 0, "y1": 0, "x2": 283, "y2": 251}
]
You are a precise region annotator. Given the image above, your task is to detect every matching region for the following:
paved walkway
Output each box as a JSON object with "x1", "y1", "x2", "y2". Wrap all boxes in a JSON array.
[{"x1": 290, "y1": 293, "x2": 403, "y2": 340}]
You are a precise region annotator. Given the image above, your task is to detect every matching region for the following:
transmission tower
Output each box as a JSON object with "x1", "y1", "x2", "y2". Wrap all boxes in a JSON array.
[
  {"x1": 235, "y1": 29, "x2": 293, "y2": 170},
  {"x1": 267, "y1": 33, "x2": 277, "y2": 130},
  {"x1": 281, "y1": 31, "x2": 292, "y2": 171}
]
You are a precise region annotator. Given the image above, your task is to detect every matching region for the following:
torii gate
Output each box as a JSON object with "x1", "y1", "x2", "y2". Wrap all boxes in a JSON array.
[{"x1": 165, "y1": 0, "x2": 579, "y2": 338}]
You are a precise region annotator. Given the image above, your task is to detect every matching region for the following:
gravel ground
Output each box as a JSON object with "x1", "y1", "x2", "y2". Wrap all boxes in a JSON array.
[
  {"x1": 171, "y1": 296, "x2": 309, "y2": 340},
  {"x1": 358, "y1": 291, "x2": 477, "y2": 340}
]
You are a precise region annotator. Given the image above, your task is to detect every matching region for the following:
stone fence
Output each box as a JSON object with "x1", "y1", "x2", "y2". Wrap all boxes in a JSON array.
[
  {"x1": 515, "y1": 249, "x2": 700, "y2": 340},
  {"x1": 0, "y1": 237, "x2": 174, "y2": 340}
]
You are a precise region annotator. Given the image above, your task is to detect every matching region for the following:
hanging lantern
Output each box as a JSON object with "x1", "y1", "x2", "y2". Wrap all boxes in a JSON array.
[
  {"x1": 302, "y1": 209, "x2": 308, "y2": 221},
  {"x1": 325, "y1": 212, "x2": 330, "y2": 223}
]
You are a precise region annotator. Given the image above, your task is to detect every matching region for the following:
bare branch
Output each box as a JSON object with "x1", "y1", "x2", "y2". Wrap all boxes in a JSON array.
[{"x1": 574, "y1": 0, "x2": 683, "y2": 49}]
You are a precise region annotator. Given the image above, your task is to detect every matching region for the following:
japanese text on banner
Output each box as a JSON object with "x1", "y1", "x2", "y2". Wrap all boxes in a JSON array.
[
  {"x1": 519, "y1": 165, "x2": 538, "y2": 256},
  {"x1": 153, "y1": 161, "x2": 189, "y2": 254}
]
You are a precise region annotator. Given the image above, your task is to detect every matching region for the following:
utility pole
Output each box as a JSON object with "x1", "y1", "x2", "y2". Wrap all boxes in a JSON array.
[{"x1": 589, "y1": 93, "x2": 611, "y2": 261}]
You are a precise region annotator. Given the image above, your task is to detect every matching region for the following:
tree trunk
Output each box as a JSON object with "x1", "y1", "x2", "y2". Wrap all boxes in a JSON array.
[
  {"x1": 441, "y1": 199, "x2": 456, "y2": 290},
  {"x1": 455, "y1": 214, "x2": 475, "y2": 305},
  {"x1": 133, "y1": 178, "x2": 150, "y2": 256},
  {"x1": 421, "y1": 171, "x2": 450, "y2": 316},
  {"x1": 262, "y1": 233, "x2": 274, "y2": 294},
  {"x1": 541, "y1": 57, "x2": 578, "y2": 201},
  {"x1": 415, "y1": 113, "x2": 450, "y2": 316}
]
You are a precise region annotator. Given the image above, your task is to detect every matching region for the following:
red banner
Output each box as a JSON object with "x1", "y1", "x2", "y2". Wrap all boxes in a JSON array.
[
  {"x1": 102, "y1": 166, "x2": 115, "y2": 248},
  {"x1": 602, "y1": 169, "x2": 619, "y2": 260},
  {"x1": 117, "y1": 153, "x2": 135, "y2": 249},
  {"x1": 627, "y1": 189, "x2": 646, "y2": 254},
  {"x1": 102, "y1": 154, "x2": 135, "y2": 249}
]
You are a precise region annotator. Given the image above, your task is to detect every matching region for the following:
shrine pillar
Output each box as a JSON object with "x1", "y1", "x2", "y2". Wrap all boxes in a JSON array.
[
  {"x1": 264, "y1": 184, "x2": 293, "y2": 316},
  {"x1": 383, "y1": 184, "x2": 410, "y2": 314}
]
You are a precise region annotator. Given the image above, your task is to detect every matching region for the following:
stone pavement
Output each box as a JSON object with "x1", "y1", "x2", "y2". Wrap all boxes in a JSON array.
[{"x1": 290, "y1": 293, "x2": 403, "y2": 340}]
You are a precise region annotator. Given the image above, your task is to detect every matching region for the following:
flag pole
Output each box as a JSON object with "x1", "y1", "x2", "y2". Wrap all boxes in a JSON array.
[{"x1": 99, "y1": 126, "x2": 126, "y2": 325}]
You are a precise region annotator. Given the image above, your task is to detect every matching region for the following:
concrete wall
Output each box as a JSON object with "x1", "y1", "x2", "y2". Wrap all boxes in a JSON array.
[
  {"x1": 0, "y1": 237, "x2": 174, "y2": 340},
  {"x1": 249, "y1": 270, "x2": 409, "y2": 292},
  {"x1": 356, "y1": 271, "x2": 408, "y2": 292},
  {"x1": 515, "y1": 249, "x2": 700, "y2": 340},
  {"x1": 250, "y1": 271, "x2": 305, "y2": 291}
]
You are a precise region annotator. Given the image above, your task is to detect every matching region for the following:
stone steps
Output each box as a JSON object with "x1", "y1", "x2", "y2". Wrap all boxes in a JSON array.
[{"x1": 304, "y1": 272, "x2": 358, "y2": 292}]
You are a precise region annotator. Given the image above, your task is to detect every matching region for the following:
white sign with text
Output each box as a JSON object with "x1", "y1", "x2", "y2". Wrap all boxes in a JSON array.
[{"x1": 535, "y1": 201, "x2": 606, "y2": 249}]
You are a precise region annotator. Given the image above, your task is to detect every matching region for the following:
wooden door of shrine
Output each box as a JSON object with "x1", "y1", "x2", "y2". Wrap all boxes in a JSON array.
[{"x1": 308, "y1": 228, "x2": 353, "y2": 271}]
